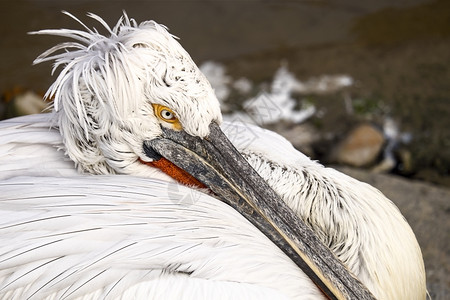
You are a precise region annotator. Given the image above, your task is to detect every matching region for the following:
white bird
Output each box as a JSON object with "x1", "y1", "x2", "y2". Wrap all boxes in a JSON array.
[{"x1": 0, "y1": 12, "x2": 426, "y2": 300}]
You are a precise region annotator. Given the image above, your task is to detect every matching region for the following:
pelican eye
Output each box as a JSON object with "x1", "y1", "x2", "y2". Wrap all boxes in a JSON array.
[
  {"x1": 152, "y1": 104, "x2": 178, "y2": 122},
  {"x1": 152, "y1": 104, "x2": 182, "y2": 130},
  {"x1": 160, "y1": 109, "x2": 175, "y2": 121}
]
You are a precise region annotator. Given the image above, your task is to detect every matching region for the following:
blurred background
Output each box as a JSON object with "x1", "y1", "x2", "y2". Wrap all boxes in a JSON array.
[{"x1": 0, "y1": 0, "x2": 449, "y2": 298}]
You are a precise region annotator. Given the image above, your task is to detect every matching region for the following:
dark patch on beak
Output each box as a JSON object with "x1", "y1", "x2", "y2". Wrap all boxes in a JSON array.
[
  {"x1": 143, "y1": 143, "x2": 162, "y2": 160},
  {"x1": 143, "y1": 123, "x2": 376, "y2": 300}
]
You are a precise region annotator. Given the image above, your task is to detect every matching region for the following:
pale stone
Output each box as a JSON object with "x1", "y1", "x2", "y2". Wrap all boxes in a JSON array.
[
  {"x1": 279, "y1": 123, "x2": 320, "y2": 157},
  {"x1": 333, "y1": 124, "x2": 385, "y2": 167},
  {"x1": 14, "y1": 91, "x2": 48, "y2": 116}
]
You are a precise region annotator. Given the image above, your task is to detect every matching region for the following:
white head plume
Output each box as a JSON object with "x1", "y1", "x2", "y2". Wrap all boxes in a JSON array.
[{"x1": 31, "y1": 11, "x2": 222, "y2": 175}]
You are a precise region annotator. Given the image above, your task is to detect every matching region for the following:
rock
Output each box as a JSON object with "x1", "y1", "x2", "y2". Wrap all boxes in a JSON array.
[
  {"x1": 372, "y1": 155, "x2": 396, "y2": 173},
  {"x1": 278, "y1": 123, "x2": 320, "y2": 157},
  {"x1": 395, "y1": 147, "x2": 414, "y2": 174},
  {"x1": 331, "y1": 123, "x2": 385, "y2": 167},
  {"x1": 4, "y1": 90, "x2": 48, "y2": 119},
  {"x1": 13, "y1": 91, "x2": 48, "y2": 116}
]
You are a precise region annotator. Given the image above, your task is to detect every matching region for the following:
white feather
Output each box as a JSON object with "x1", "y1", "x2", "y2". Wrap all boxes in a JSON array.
[{"x1": 0, "y1": 175, "x2": 320, "y2": 300}]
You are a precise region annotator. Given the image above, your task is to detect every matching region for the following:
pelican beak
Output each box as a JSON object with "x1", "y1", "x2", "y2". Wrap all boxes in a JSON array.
[{"x1": 144, "y1": 122, "x2": 375, "y2": 300}]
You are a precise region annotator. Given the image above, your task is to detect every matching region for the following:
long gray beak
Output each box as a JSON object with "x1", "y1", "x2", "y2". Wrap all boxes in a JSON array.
[{"x1": 144, "y1": 122, "x2": 376, "y2": 300}]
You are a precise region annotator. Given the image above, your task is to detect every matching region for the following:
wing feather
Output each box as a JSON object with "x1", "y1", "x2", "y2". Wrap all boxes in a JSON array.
[{"x1": 0, "y1": 176, "x2": 320, "y2": 299}]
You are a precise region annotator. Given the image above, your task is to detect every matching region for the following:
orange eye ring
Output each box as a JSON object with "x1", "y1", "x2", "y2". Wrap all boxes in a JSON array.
[
  {"x1": 152, "y1": 104, "x2": 178, "y2": 123},
  {"x1": 152, "y1": 104, "x2": 182, "y2": 130}
]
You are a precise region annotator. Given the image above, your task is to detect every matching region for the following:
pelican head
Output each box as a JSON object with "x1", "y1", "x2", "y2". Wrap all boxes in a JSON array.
[
  {"x1": 30, "y1": 12, "x2": 424, "y2": 300},
  {"x1": 32, "y1": 12, "x2": 222, "y2": 178}
]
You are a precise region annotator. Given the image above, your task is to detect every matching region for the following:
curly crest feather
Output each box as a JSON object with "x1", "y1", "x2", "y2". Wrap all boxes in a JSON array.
[{"x1": 31, "y1": 11, "x2": 221, "y2": 175}]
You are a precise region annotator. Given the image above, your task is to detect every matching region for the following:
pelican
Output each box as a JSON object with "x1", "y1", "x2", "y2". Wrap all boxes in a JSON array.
[{"x1": 0, "y1": 12, "x2": 425, "y2": 299}]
